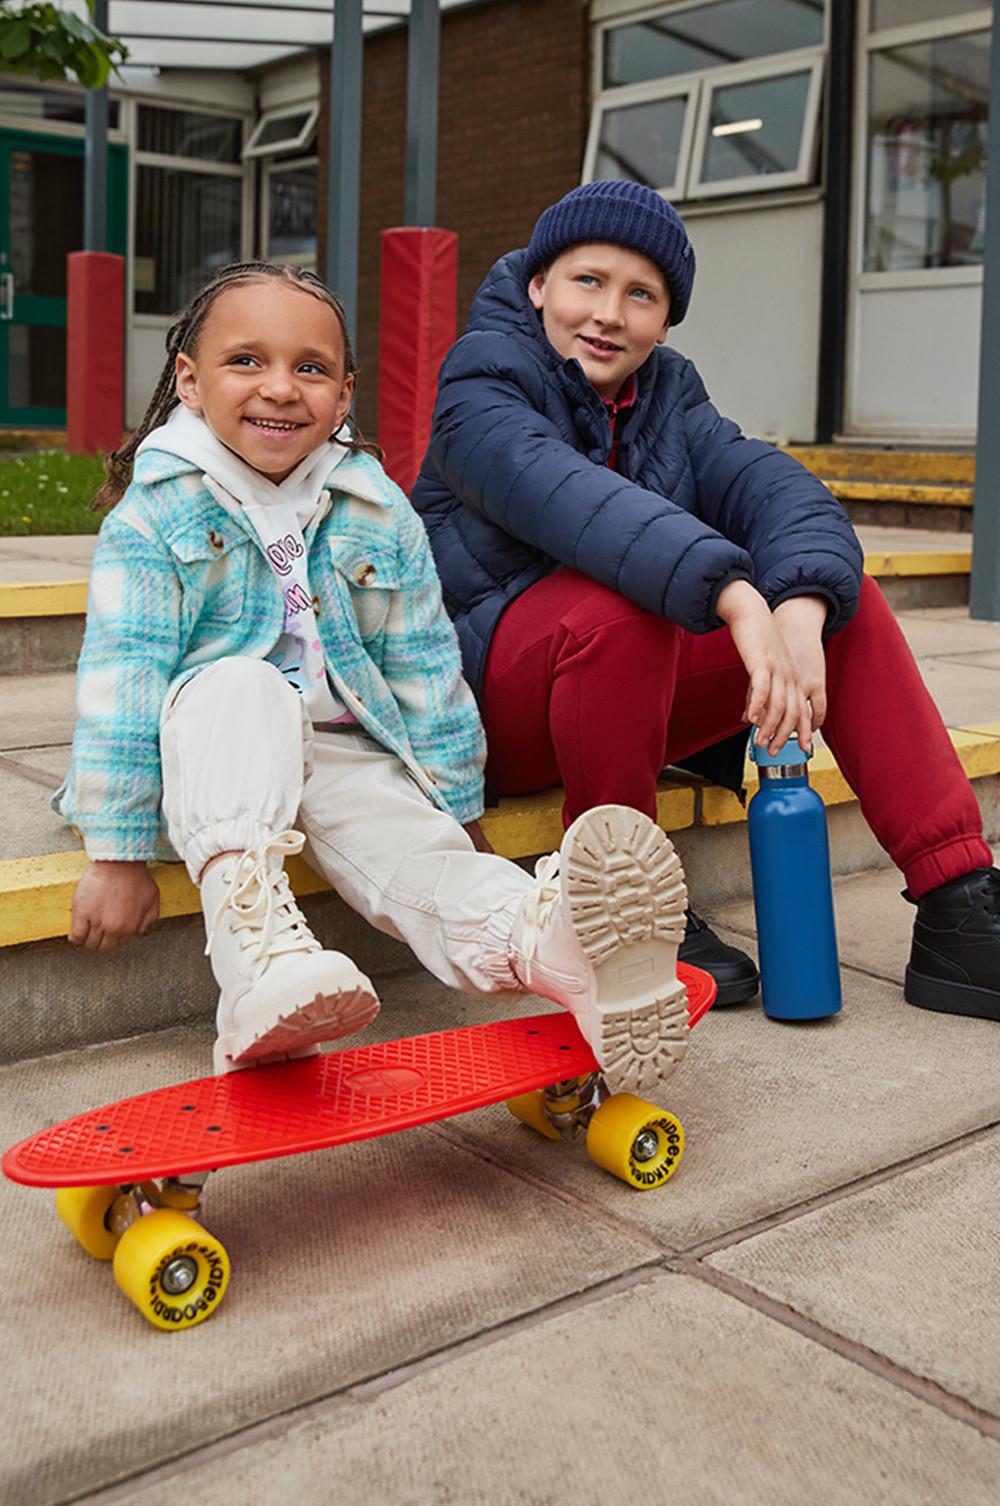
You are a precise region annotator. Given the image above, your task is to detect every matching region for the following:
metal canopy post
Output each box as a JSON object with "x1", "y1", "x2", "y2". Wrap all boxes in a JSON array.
[
  {"x1": 405, "y1": 0, "x2": 440, "y2": 226},
  {"x1": 971, "y1": 1, "x2": 1000, "y2": 620},
  {"x1": 326, "y1": 0, "x2": 364, "y2": 343},
  {"x1": 84, "y1": 0, "x2": 109, "y2": 251}
]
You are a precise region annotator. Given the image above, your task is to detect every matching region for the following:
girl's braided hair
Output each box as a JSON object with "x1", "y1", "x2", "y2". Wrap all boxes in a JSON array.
[{"x1": 94, "y1": 260, "x2": 381, "y2": 510}]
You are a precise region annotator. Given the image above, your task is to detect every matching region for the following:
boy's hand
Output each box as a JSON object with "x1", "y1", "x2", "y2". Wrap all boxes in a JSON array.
[
  {"x1": 716, "y1": 580, "x2": 812, "y2": 753},
  {"x1": 772, "y1": 595, "x2": 829, "y2": 731},
  {"x1": 69, "y1": 861, "x2": 160, "y2": 952}
]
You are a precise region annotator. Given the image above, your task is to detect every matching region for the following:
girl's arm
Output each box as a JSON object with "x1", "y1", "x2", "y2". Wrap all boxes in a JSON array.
[
  {"x1": 60, "y1": 505, "x2": 184, "y2": 862},
  {"x1": 420, "y1": 334, "x2": 754, "y2": 635},
  {"x1": 380, "y1": 497, "x2": 488, "y2": 824}
]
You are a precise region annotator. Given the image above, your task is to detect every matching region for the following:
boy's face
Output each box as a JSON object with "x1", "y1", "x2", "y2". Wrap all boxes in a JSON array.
[
  {"x1": 175, "y1": 280, "x2": 354, "y2": 482},
  {"x1": 528, "y1": 242, "x2": 670, "y2": 399}
]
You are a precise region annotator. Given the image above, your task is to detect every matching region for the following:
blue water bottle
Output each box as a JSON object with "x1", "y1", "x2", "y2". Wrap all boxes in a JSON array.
[{"x1": 747, "y1": 733, "x2": 841, "y2": 1020}]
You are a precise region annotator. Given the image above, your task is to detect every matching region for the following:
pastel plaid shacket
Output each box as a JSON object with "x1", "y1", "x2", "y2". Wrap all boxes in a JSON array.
[{"x1": 55, "y1": 445, "x2": 488, "y2": 862}]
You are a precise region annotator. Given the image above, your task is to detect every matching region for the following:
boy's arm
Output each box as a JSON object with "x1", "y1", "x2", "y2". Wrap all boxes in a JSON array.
[
  {"x1": 60, "y1": 506, "x2": 184, "y2": 861},
  {"x1": 422, "y1": 335, "x2": 753, "y2": 635},
  {"x1": 682, "y1": 362, "x2": 864, "y2": 633},
  {"x1": 381, "y1": 497, "x2": 488, "y2": 824}
]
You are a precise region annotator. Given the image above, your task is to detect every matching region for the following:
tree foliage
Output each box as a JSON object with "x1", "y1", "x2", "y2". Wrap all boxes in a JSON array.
[{"x1": 0, "y1": 3, "x2": 127, "y2": 89}]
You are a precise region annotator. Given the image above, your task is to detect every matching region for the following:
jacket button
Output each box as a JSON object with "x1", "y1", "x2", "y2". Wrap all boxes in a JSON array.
[
  {"x1": 208, "y1": 529, "x2": 225, "y2": 553},
  {"x1": 312, "y1": 594, "x2": 321, "y2": 617},
  {"x1": 353, "y1": 562, "x2": 377, "y2": 586}
]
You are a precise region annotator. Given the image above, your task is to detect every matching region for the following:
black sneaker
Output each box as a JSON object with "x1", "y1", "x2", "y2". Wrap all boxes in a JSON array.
[
  {"x1": 904, "y1": 867, "x2": 1000, "y2": 1021},
  {"x1": 678, "y1": 908, "x2": 759, "y2": 1006}
]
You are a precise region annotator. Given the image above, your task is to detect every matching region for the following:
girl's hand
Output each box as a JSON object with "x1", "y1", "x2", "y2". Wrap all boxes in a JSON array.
[
  {"x1": 69, "y1": 861, "x2": 160, "y2": 952},
  {"x1": 772, "y1": 595, "x2": 829, "y2": 731},
  {"x1": 716, "y1": 580, "x2": 813, "y2": 753},
  {"x1": 463, "y1": 820, "x2": 494, "y2": 854}
]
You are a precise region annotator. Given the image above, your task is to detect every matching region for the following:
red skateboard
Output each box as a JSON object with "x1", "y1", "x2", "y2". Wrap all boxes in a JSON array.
[{"x1": 4, "y1": 965, "x2": 715, "y2": 1331}]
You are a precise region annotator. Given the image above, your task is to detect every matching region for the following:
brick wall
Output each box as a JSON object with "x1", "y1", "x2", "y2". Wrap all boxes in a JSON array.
[{"x1": 318, "y1": 0, "x2": 590, "y2": 434}]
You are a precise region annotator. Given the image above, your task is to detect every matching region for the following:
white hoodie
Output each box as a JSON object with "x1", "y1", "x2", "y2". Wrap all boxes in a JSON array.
[{"x1": 137, "y1": 406, "x2": 354, "y2": 724}]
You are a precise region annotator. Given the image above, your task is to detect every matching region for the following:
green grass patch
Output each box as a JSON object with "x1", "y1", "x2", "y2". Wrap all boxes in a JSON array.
[{"x1": 0, "y1": 450, "x2": 106, "y2": 535}]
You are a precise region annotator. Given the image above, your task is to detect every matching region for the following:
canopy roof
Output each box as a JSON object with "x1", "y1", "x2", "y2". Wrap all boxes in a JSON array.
[{"x1": 76, "y1": 0, "x2": 476, "y2": 74}]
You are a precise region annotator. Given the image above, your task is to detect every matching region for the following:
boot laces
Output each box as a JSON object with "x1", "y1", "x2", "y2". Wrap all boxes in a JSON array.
[
  {"x1": 206, "y1": 830, "x2": 320, "y2": 979},
  {"x1": 516, "y1": 850, "x2": 562, "y2": 979}
]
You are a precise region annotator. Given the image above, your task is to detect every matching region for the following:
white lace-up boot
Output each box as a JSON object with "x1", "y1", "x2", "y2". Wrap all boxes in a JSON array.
[
  {"x1": 509, "y1": 805, "x2": 690, "y2": 1096},
  {"x1": 203, "y1": 830, "x2": 380, "y2": 1074}
]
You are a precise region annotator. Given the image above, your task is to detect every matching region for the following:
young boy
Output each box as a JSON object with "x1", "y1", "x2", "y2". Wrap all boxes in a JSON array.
[{"x1": 412, "y1": 179, "x2": 1000, "y2": 1023}]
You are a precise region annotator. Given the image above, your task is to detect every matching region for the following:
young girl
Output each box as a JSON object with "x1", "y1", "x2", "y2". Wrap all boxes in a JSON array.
[
  {"x1": 58, "y1": 260, "x2": 694, "y2": 1091},
  {"x1": 414, "y1": 181, "x2": 1000, "y2": 1024}
]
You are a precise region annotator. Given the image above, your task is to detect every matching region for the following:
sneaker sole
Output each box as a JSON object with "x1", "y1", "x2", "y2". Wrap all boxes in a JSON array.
[
  {"x1": 214, "y1": 983, "x2": 380, "y2": 1075},
  {"x1": 563, "y1": 805, "x2": 690, "y2": 1096},
  {"x1": 905, "y1": 966, "x2": 1000, "y2": 1022}
]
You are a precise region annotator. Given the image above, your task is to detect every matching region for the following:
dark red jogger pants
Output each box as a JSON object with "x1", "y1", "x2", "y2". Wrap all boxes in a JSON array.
[{"x1": 480, "y1": 570, "x2": 990, "y2": 900}]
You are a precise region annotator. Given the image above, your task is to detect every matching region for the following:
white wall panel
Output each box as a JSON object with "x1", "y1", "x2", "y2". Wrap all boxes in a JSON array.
[{"x1": 673, "y1": 200, "x2": 824, "y2": 442}]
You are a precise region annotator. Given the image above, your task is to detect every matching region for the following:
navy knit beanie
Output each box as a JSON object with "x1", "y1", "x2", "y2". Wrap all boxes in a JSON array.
[{"x1": 525, "y1": 180, "x2": 695, "y2": 324}]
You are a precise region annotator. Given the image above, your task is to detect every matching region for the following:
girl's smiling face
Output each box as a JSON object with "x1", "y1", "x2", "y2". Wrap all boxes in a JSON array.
[
  {"x1": 174, "y1": 279, "x2": 355, "y2": 481},
  {"x1": 528, "y1": 242, "x2": 670, "y2": 399}
]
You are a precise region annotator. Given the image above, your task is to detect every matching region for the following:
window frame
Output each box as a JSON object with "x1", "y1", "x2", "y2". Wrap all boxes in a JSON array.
[
  {"x1": 131, "y1": 97, "x2": 252, "y2": 321},
  {"x1": 586, "y1": 1, "x2": 828, "y2": 204},
  {"x1": 854, "y1": 0, "x2": 993, "y2": 288},
  {"x1": 243, "y1": 103, "x2": 319, "y2": 160},
  {"x1": 685, "y1": 48, "x2": 826, "y2": 201},
  {"x1": 261, "y1": 154, "x2": 319, "y2": 267},
  {"x1": 583, "y1": 74, "x2": 700, "y2": 199}
]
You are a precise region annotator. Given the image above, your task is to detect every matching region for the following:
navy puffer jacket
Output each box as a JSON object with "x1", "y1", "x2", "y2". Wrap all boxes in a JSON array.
[{"x1": 412, "y1": 249, "x2": 864, "y2": 702}]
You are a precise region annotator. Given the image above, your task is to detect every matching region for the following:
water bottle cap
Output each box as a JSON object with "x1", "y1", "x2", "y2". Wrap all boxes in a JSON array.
[{"x1": 749, "y1": 731, "x2": 812, "y2": 768}]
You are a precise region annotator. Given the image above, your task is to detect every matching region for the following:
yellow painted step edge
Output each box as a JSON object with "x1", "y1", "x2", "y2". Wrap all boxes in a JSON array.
[
  {"x1": 0, "y1": 783, "x2": 697, "y2": 949},
  {"x1": 0, "y1": 542, "x2": 972, "y2": 623},
  {"x1": 828, "y1": 480, "x2": 973, "y2": 508},
  {"x1": 862, "y1": 549, "x2": 970, "y2": 577},
  {"x1": 0, "y1": 580, "x2": 88, "y2": 618},
  {"x1": 5, "y1": 733, "x2": 1000, "y2": 949},
  {"x1": 785, "y1": 447, "x2": 975, "y2": 485}
]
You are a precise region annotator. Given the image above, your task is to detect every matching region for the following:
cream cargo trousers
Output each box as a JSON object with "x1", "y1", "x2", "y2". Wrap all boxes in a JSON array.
[{"x1": 160, "y1": 657, "x2": 532, "y2": 996}]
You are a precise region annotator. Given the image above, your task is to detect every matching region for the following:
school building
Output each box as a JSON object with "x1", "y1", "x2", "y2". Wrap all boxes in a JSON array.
[{"x1": 0, "y1": 0, "x2": 991, "y2": 445}]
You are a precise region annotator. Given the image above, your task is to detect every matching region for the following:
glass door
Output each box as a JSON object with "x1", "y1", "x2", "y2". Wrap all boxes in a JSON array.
[{"x1": 0, "y1": 130, "x2": 127, "y2": 427}]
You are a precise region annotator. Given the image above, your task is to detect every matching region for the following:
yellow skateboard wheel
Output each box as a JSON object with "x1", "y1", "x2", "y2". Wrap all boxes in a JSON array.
[
  {"x1": 113, "y1": 1208, "x2": 230, "y2": 1331},
  {"x1": 56, "y1": 1185, "x2": 121, "y2": 1261},
  {"x1": 586, "y1": 1094, "x2": 684, "y2": 1190},
  {"x1": 506, "y1": 1090, "x2": 562, "y2": 1141}
]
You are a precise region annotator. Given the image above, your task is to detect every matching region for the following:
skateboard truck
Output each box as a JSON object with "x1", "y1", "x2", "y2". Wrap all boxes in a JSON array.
[{"x1": 539, "y1": 1072, "x2": 609, "y2": 1140}]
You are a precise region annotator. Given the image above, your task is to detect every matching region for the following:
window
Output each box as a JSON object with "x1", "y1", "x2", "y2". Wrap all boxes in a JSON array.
[
  {"x1": 244, "y1": 105, "x2": 319, "y2": 160},
  {"x1": 586, "y1": 0, "x2": 827, "y2": 202},
  {"x1": 863, "y1": 13, "x2": 990, "y2": 272},
  {"x1": 134, "y1": 104, "x2": 247, "y2": 316},
  {"x1": 265, "y1": 160, "x2": 318, "y2": 261},
  {"x1": 0, "y1": 83, "x2": 120, "y2": 129},
  {"x1": 871, "y1": 1, "x2": 988, "y2": 31}
]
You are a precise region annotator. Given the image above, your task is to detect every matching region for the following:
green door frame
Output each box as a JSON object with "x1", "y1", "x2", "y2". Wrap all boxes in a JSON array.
[{"x1": 0, "y1": 130, "x2": 127, "y2": 427}]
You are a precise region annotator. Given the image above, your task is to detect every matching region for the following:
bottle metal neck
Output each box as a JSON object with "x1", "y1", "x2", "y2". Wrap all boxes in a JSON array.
[{"x1": 758, "y1": 764, "x2": 809, "y2": 781}]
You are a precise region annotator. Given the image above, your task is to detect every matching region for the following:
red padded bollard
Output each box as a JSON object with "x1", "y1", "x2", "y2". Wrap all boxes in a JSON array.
[
  {"x1": 66, "y1": 251, "x2": 125, "y2": 455},
  {"x1": 378, "y1": 227, "x2": 458, "y2": 495}
]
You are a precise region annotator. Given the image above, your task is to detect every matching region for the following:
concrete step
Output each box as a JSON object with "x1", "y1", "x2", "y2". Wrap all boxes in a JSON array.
[
  {"x1": 0, "y1": 527, "x2": 975, "y2": 675},
  {"x1": 785, "y1": 446, "x2": 975, "y2": 531}
]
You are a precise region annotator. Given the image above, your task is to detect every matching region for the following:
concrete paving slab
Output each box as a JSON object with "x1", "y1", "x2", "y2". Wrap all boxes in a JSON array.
[
  {"x1": 1, "y1": 670, "x2": 76, "y2": 748},
  {"x1": 916, "y1": 657, "x2": 1000, "y2": 727},
  {"x1": 447, "y1": 967, "x2": 1000, "y2": 1252},
  {"x1": 896, "y1": 607, "x2": 1000, "y2": 659},
  {"x1": 101, "y1": 1272, "x2": 1000, "y2": 1506},
  {"x1": 940, "y1": 650, "x2": 1000, "y2": 671},
  {"x1": 707, "y1": 1130, "x2": 1000, "y2": 1417},
  {"x1": 2, "y1": 1011, "x2": 656, "y2": 1506},
  {"x1": 0, "y1": 758, "x2": 77, "y2": 860},
  {"x1": 0, "y1": 534, "x2": 95, "y2": 581}
]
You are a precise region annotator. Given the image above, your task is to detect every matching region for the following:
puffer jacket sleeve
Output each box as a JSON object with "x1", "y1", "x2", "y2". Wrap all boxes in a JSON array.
[
  {"x1": 58, "y1": 497, "x2": 184, "y2": 860},
  {"x1": 426, "y1": 333, "x2": 754, "y2": 635},
  {"x1": 682, "y1": 362, "x2": 864, "y2": 632},
  {"x1": 380, "y1": 489, "x2": 487, "y2": 823}
]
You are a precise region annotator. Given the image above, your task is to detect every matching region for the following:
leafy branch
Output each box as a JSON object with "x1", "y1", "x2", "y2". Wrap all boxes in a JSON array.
[{"x1": 0, "y1": 3, "x2": 128, "y2": 89}]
